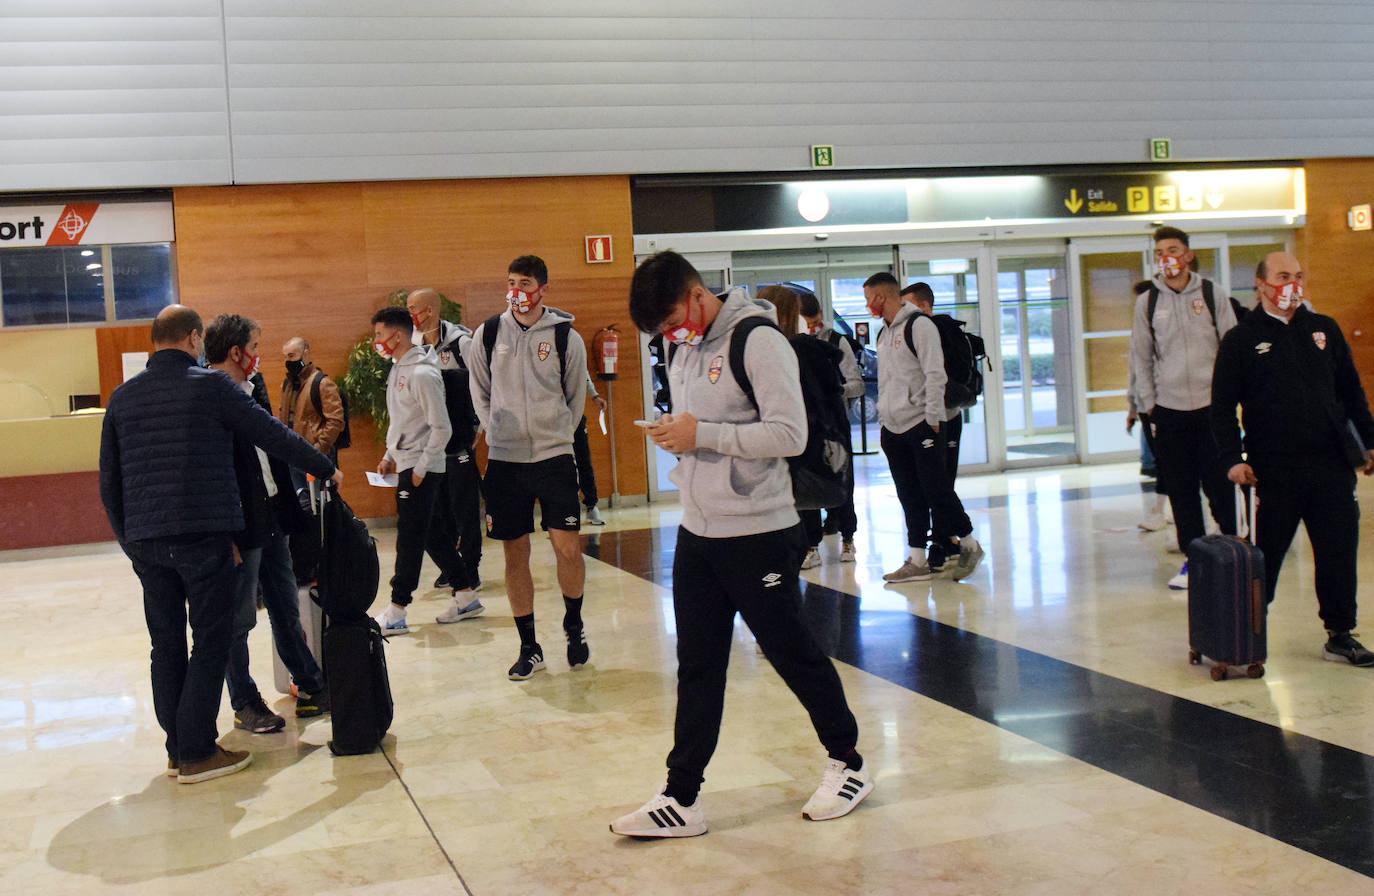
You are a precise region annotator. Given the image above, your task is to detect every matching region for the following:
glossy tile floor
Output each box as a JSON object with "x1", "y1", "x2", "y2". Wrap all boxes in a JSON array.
[{"x1": 4, "y1": 457, "x2": 1374, "y2": 894}]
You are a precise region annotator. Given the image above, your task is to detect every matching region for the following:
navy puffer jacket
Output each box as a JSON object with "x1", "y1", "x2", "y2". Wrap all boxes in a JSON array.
[{"x1": 99, "y1": 350, "x2": 336, "y2": 543}]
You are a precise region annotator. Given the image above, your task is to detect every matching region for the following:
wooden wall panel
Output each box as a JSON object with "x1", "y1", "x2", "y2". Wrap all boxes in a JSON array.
[
  {"x1": 173, "y1": 176, "x2": 643, "y2": 520},
  {"x1": 95, "y1": 325, "x2": 156, "y2": 406},
  {"x1": 1297, "y1": 158, "x2": 1374, "y2": 390}
]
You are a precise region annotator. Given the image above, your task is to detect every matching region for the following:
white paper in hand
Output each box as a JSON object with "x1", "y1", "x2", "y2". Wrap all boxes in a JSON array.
[
  {"x1": 598, "y1": 409, "x2": 607, "y2": 435},
  {"x1": 367, "y1": 472, "x2": 399, "y2": 487}
]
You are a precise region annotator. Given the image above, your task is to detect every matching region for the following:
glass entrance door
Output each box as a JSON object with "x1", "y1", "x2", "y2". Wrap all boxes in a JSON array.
[{"x1": 994, "y1": 250, "x2": 1077, "y2": 465}]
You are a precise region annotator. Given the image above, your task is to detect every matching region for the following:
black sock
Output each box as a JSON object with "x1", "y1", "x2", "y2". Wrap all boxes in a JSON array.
[
  {"x1": 827, "y1": 748, "x2": 863, "y2": 771},
  {"x1": 562, "y1": 594, "x2": 584, "y2": 631},
  {"x1": 664, "y1": 770, "x2": 700, "y2": 807},
  {"x1": 514, "y1": 613, "x2": 537, "y2": 649}
]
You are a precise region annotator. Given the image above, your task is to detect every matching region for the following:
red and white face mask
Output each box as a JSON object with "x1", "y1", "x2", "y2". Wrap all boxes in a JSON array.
[
  {"x1": 662, "y1": 294, "x2": 706, "y2": 346},
  {"x1": 1156, "y1": 254, "x2": 1186, "y2": 279},
  {"x1": 235, "y1": 349, "x2": 260, "y2": 379},
  {"x1": 507, "y1": 287, "x2": 540, "y2": 313},
  {"x1": 806, "y1": 319, "x2": 823, "y2": 335},
  {"x1": 1266, "y1": 280, "x2": 1303, "y2": 311},
  {"x1": 373, "y1": 329, "x2": 404, "y2": 359},
  {"x1": 866, "y1": 295, "x2": 885, "y2": 319}
]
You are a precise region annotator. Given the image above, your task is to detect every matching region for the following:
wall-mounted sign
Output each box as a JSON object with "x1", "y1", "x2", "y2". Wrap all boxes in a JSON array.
[
  {"x1": 585, "y1": 235, "x2": 613, "y2": 264},
  {"x1": 0, "y1": 201, "x2": 174, "y2": 248},
  {"x1": 1350, "y1": 204, "x2": 1372, "y2": 231},
  {"x1": 1149, "y1": 138, "x2": 1172, "y2": 161},
  {"x1": 811, "y1": 145, "x2": 835, "y2": 168}
]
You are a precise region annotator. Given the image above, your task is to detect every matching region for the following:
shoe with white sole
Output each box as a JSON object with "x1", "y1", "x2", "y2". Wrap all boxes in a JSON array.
[
  {"x1": 839, "y1": 541, "x2": 856, "y2": 563},
  {"x1": 1168, "y1": 561, "x2": 1189, "y2": 591},
  {"x1": 436, "y1": 594, "x2": 485, "y2": 624},
  {"x1": 610, "y1": 792, "x2": 707, "y2": 838},
  {"x1": 374, "y1": 603, "x2": 410, "y2": 635},
  {"x1": 949, "y1": 536, "x2": 985, "y2": 582},
  {"x1": 802, "y1": 757, "x2": 874, "y2": 821},
  {"x1": 883, "y1": 558, "x2": 931, "y2": 583}
]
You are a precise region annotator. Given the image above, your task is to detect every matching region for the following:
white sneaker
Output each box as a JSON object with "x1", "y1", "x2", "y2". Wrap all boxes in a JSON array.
[
  {"x1": 839, "y1": 541, "x2": 856, "y2": 563},
  {"x1": 801, "y1": 757, "x2": 873, "y2": 821},
  {"x1": 374, "y1": 604, "x2": 409, "y2": 635},
  {"x1": 1138, "y1": 511, "x2": 1168, "y2": 532},
  {"x1": 610, "y1": 792, "x2": 707, "y2": 838},
  {"x1": 1168, "y1": 561, "x2": 1189, "y2": 591},
  {"x1": 882, "y1": 558, "x2": 931, "y2": 582},
  {"x1": 436, "y1": 593, "x2": 485, "y2": 624},
  {"x1": 801, "y1": 547, "x2": 822, "y2": 570},
  {"x1": 585, "y1": 505, "x2": 606, "y2": 526}
]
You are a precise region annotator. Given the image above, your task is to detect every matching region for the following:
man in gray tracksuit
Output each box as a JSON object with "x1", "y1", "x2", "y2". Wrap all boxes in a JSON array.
[
  {"x1": 371, "y1": 306, "x2": 466, "y2": 635},
  {"x1": 611, "y1": 251, "x2": 871, "y2": 839},
  {"x1": 1129, "y1": 226, "x2": 1237, "y2": 590},
  {"x1": 468, "y1": 255, "x2": 589, "y2": 681},
  {"x1": 865, "y1": 272, "x2": 981, "y2": 584}
]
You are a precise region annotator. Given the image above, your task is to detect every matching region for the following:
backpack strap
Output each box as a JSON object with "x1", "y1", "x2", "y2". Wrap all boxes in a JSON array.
[
  {"x1": 727, "y1": 316, "x2": 776, "y2": 411},
  {"x1": 481, "y1": 313, "x2": 503, "y2": 366},
  {"x1": 1149, "y1": 280, "x2": 1219, "y2": 352},
  {"x1": 902, "y1": 313, "x2": 920, "y2": 357},
  {"x1": 482, "y1": 312, "x2": 569, "y2": 380},
  {"x1": 309, "y1": 370, "x2": 327, "y2": 418},
  {"x1": 1202, "y1": 278, "x2": 1217, "y2": 331}
]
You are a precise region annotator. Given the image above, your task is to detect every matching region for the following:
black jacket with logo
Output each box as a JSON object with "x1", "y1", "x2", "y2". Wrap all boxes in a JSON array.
[{"x1": 1210, "y1": 305, "x2": 1374, "y2": 470}]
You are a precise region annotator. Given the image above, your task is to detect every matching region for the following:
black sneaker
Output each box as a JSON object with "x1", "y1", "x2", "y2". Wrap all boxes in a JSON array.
[
  {"x1": 508, "y1": 643, "x2": 546, "y2": 680},
  {"x1": 434, "y1": 573, "x2": 451, "y2": 590},
  {"x1": 234, "y1": 699, "x2": 286, "y2": 734},
  {"x1": 1322, "y1": 632, "x2": 1374, "y2": 667},
  {"x1": 295, "y1": 685, "x2": 330, "y2": 718},
  {"x1": 565, "y1": 625, "x2": 589, "y2": 668}
]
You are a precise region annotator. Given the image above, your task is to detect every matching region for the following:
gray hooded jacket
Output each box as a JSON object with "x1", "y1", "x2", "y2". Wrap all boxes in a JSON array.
[
  {"x1": 667, "y1": 288, "x2": 806, "y2": 539},
  {"x1": 383, "y1": 344, "x2": 450, "y2": 478},
  {"x1": 469, "y1": 305, "x2": 587, "y2": 464},
  {"x1": 877, "y1": 303, "x2": 946, "y2": 433},
  {"x1": 1130, "y1": 272, "x2": 1236, "y2": 413}
]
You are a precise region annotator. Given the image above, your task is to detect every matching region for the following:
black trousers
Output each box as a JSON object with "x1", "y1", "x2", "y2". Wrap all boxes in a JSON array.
[
  {"x1": 665, "y1": 525, "x2": 860, "y2": 795},
  {"x1": 881, "y1": 422, "x2": 972, "y2": 552},
  {"x1": 392, "y1": 469, "x2": 463, "y2": 605},
  {"x1": 1254, "y1": 458, "x2": 1360, "y2": 633},
  {"x1": 430, "y1": 449, "x2": 483, "y2": 590},
  {"x1": 573, "y1": 416, "x2": 598, "y2": 507},
  {"x1": 1151, "y1": 406, "x2": 1235, "y2": 552}
]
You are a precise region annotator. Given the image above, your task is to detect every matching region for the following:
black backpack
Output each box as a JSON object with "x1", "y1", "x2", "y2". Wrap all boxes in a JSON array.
[
  {"x1": 317, "y1": 484, "x2": 380, "y2": 622},
  {"x1": 434, "y1": 333, "x2": 479, "y2": 450},
  {"x1": 309, "y1": 371, "x2": 351, "y2": 451},
  {"x1": 729, "y1": 317, "x2": 852, "y2": 510},
  {"x1": 1146, "y1": 279, "x2": 1220, "y2": 353},
  {"x1": 903, "y1": 313, "x2": 987, "y2": 411}
]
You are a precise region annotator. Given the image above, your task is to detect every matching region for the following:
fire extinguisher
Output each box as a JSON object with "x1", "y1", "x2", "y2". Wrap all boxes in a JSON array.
[{"x1": 592, "y1": 326, "x2": 620, "y2": 380}]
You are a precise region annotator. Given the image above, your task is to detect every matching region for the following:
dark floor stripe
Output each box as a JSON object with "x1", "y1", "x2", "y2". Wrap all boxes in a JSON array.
[{"x1": 585, "y1": 526, "x2": 1374, "y2": 878}]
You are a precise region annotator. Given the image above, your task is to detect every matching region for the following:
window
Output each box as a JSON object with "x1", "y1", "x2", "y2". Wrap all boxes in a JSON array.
[{"x1": 0, "y1": 242, "x2": 175, "y2": 327}]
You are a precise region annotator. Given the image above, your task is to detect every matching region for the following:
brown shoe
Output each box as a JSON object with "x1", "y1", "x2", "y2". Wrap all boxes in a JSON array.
[{"x1": 178, "y1": 747, "x2": 252, "y2": 784}]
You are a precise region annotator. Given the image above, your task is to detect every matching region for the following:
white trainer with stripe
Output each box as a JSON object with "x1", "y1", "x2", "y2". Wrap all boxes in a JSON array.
[
  {"x1": 609, "y1": 792, "x2": 707, "y2": 838},
  {"x1": 801, "y1": 757, "x2": 874, "y2": 821}
]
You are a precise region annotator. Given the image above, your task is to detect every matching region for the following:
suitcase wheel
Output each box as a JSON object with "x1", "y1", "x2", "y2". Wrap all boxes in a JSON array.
[
  {"x1": 1210, "y1": 663, "x2": 1229, "y2": 681},
  {"x1": 1188, "y1": 649, "x2": 1201, "y2": 665},
  {"x1": 1245, "y1": 663, "x2": 1265, "y2": 679}
]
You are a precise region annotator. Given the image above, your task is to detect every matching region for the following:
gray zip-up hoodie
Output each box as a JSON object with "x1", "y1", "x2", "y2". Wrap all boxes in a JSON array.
[
  {"x1": 1130, "y1": 272, "x2": 1236, "y2": 413},
  {"x1": 668, "y1": 288, "x2": 806, "y2": 539},
  {"x1": 469, "y1": 305, "x2": 587, "y2": 463},
  {"x1": 877, "y1": 303, "x2": 946, "y2": 433},
  {"x1": 383, "y1": 344, "x2": 450, "y2": 477}
]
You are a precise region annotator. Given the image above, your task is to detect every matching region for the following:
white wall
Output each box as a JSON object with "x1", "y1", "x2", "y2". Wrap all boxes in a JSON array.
[{"x1": 4, "y1": 0, "x2": 1373, "y2": 191}]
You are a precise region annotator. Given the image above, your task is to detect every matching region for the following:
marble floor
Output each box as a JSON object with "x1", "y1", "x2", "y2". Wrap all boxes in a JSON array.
[{"x1": 4, "y1": 458, "x2": 1374, "y2": 894}]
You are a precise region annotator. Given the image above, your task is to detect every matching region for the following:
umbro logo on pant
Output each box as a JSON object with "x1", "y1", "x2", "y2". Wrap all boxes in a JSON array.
[{"x1": 762, "y1": 572, "x2": 782, "y2": 588}]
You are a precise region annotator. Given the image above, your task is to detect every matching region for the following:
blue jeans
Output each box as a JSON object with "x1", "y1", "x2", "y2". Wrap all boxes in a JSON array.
[
  {"x1": 124, "y1": 533, "x2": 236, "y2": 764},
  {"x1": 225, "y1": 533, "x2": 325, "y2": 708}
]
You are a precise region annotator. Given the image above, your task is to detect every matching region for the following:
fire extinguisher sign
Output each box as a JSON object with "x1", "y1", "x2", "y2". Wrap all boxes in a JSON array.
[{"x1": 585, "y1": 235, "x2": 613, "y2": 264}]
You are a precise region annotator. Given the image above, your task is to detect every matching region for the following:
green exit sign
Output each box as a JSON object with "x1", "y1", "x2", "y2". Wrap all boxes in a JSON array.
[
  {"x1": 811, "y1": 145, "x2": 834, "y2": 168},
  {"x1": 1149, "y1": 138, "x2": 1172, "y2": 161}
]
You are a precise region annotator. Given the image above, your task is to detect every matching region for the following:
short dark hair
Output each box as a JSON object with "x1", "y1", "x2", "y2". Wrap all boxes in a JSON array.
[
  {"x1": 1153, "y1": 225, "x2": 1190, "y2": 247},
  {"x1": 508, "y1": 254, "x2": 549, "y2": 286},
  {"x1": 795, "y1": 287, "x2": 821, "y2": 318},
  {"x1": 863, "y1": 271, "x2": 898, "y2": 290},
  {"x1": 630, "y1": 251, "x2": 701, "y2": 333},
  {"x1": 204, "y1": 314, "x2": 258, "y2": 364},
  {"x1": 372, "y1": 305, "x2": 414, "y2": 333},
  {"x1": 150, "y1": 305, "x2": 202, "y2": 346},
  {"x1": 901, "y1": 282, "x2": 935, "y2": 304},
  {"x1": 1255, "y1": 258, "x2": 1267, "y2": 280}
]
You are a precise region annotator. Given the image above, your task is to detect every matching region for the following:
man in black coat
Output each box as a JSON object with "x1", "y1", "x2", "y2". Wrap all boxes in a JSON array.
[
  {"x1": 99, "y1": 305, "x2": 341, "y2": 783},
  {"x1": 1211, "y1": 252, "x2": 1374, "y2": 667}
]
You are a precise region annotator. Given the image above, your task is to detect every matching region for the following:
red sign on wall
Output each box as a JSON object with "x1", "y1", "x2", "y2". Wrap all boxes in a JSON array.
[{"x1": 585, "y1": 235, "x2": 613, "y2": 264}]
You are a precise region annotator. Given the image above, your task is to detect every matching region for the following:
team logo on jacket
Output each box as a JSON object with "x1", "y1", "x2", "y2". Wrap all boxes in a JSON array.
[
  {"x1": 1313, "y1": 331, "x2": 1327, "y2": 350},
  {"x1": 708, "y1": 355, "x2": 724, "y2": 383},
  {"x1": 1255, "y1": 342, "x2": 1272, "y2": 354},
  {"x1": 396, "y1": 375, "x2": 407, "y2": 390},
  {"x1": 439, "y1": 349, "x2": 452, "y2": 365},
  {"x1": 1191, "y1": 297, "x2": 1206, "y2": 315},
  {"x1": 538, "y1": 342, "x2": 552, "y2": 361}
]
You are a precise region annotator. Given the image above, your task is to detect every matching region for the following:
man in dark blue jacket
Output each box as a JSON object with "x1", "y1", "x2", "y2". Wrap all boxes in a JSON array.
[{"x1": 99, "y1": 305, "x2": 341, "y2": 784}]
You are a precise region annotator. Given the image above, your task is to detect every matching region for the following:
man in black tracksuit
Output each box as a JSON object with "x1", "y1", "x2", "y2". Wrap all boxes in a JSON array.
[{"x1": 1210, "y1": 251, "x2": 1374, "y2": 666}]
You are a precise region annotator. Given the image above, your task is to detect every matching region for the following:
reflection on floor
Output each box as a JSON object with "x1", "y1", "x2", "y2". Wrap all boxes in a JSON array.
[{"x1": 4, "y1": 458, "x2": 1374, "y2": 894}]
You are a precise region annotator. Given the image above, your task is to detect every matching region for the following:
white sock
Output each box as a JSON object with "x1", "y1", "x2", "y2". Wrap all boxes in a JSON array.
[{"x1": 909, "y1": 548, "x2": 923, "y2": 564}]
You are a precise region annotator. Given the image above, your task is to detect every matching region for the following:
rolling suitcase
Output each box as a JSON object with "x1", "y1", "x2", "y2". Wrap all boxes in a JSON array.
[
  {"x1": 1187, "y1": 486, "x2": 1266, "y2": 680},
  {"x1": 272, "y1": 584, "x2": 325, "y2": 696}
]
